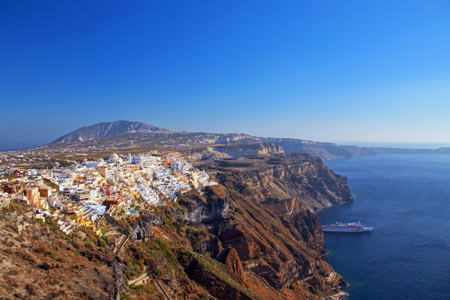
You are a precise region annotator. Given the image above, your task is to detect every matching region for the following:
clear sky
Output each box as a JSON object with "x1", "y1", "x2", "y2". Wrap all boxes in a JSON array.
[{"x1": 1, "y1": 0, "x2": 450, "y2": 150}]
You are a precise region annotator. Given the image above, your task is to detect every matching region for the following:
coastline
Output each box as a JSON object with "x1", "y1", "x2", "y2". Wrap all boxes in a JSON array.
[
  {"x1": 322, "y1": 291, "x2": 349, "y2": 300},
  {"x1": 315, "y1": 188, "x2": 355, "y2": 299}
]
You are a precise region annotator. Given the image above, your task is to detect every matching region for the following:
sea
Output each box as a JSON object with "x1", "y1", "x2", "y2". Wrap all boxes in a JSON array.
[{"x1": 318, "y1": 154, "x2": 450, "y2": 300}]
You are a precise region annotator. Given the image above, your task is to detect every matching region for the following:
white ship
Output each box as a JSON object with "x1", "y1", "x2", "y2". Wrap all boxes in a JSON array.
[{"x1": 322, "y1": 221, "x2": 372, "y2": 233}]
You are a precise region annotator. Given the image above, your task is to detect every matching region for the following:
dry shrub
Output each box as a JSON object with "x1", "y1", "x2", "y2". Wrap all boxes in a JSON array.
[
  {"x1": 25, "y1": 283, "x2": 37, "y2": 295},
  {"x1": 7, "y1": 270, "x2": 18, "y2": 276},
  {"x1": 16, "y1": 250, "x2": 37, "y2": 264},
  {"x1": 3, "y1": 274, "x2": 18, "y2": 288},
  {"x1": 33, "y1": 246, "x2": 46, "y2": 254}
]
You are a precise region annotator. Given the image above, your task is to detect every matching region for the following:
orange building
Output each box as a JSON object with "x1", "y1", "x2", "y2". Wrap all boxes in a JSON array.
[
  {"x1": 26, "y1": 186, "x2": 48, "y2": 210},
  {"x1": 25, "y1": 187, "x2": 39, "y2": 206},
  {"x1": 38, "y1": 185, "x2": 51, "y2": 197}
]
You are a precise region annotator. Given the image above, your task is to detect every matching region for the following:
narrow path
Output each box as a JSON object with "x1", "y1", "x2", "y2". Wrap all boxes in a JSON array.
[
  {"x1": 150, "y1": 274, "x2": 172, "y2": 300},
  {"x1": 128, "y1": 273, "x2": 149, "y2": 286},
  {"x1": 128, "y1": 269, "x2": 172, "y2": 300},
  {"x1": 114, "y1": 235, "x2": 129, "y2": 253}
]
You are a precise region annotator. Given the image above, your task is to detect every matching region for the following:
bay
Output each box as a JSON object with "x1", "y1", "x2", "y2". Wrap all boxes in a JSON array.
[{"x1": 318, "y1": 154, "x2": 450, "y2": 300}]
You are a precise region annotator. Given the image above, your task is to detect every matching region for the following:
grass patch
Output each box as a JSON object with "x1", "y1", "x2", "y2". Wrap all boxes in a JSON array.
[
  {"x1": 234, "y1": 207, "x2": 245, "y2": 216},
  {"x1": 146, "y1": 238, "x2": 187, "y2": 277},
  {"x1": 126, "y1": 258, "x2": 143, "y2": 279},
  {"x1": 119, "y1": 292, "x2": 132, "y2": 300},
  {"x1": 101, "y1": 235, "x2": 109, "y2": 244},
  {"x1": 310, "y1": 285, "x2": 319, "y2": 295},
  {"x1": 45, "y1": 219, "x2": 59, "y2": 233},
  {"x1": 192, "y1": 252, "x2": 263, "y2": 300},
  {"x1": 153, "y1": 238, "x2": 177, "y2": 264}
]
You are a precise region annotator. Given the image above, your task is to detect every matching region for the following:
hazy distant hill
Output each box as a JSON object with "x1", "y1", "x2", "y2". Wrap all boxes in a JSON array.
[
  {"x1": 264, "y1": 138, "x2": 377, "y2": 159},
  {"x1": 49, "y1": 120, "x2": 450, "y2": 159},
  {"x1": 52, "y1": 120, "x2": 170, "y2": 144}
]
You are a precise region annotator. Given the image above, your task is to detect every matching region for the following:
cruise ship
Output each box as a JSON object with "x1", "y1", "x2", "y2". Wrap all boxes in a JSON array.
[{"x1": 322, "y1": 221, "x2": 372, "y2": 233}]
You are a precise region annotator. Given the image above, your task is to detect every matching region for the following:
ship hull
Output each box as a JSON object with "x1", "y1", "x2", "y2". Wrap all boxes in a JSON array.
[{"x1": 322, "y1": 227, "x2": 372, "y2": 233}]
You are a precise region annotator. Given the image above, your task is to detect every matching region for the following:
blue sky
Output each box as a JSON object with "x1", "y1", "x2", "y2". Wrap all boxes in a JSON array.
[{"x1": 1, "y1": 0, "x2": 450, "y2": 150}]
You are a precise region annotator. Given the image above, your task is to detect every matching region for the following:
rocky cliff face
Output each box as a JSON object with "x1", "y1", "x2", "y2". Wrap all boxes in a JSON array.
[
  {"x1": 0, "y1": 153, "x2": 351, "y2": 300},
  {"x1": 264, "y1": 138, "x2": 376, "y2": 160},
  {"x1": 179, "y1": 143, "x2": 285, "y2": 162},
  {"x1": 212, "y1": 143, "x2": 285, "y2": 159},
  {"x1": 172, "y1": 154, "x2": 352, "y2": 299},
  {"x1": 202, "y1": 154, "x2": 353, "y2": 212}
]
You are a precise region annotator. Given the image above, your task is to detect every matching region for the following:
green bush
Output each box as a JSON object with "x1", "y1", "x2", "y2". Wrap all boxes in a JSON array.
[
  {"x1": 310, "y1": 285, "x2": 319, "y2": 295},
  {"x1": 101, "y1": 235, "x2": 109, "y2": 244},
  {"x1": 193, "y1": 252, "x2": 262, "y2": 300},
  {"x1": 154, "y1": 238, "x2": 176, "y2": 263},
  {"x1": 235, "y1": 207, "x2": 244, "y2": 216}
]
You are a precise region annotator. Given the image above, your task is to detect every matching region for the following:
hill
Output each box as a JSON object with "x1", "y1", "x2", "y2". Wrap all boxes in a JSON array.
[
  {"x1": 52, "y1": 120, "x2": 169, "y2": 144},
  {"x1": 48, "y1": 120, "x2": 450, "y2": 160}
]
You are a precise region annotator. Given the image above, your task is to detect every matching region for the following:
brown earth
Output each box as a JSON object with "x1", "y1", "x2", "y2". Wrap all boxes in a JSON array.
[{"x1": 0, "y1": 153, "x2": 351, "y2": 299}]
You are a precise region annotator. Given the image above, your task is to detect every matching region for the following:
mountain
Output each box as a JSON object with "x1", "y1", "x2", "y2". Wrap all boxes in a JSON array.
[
  {"x1": 52, "y1": 120, "x2": 169, "y2": 144},
  {"x1": 49, "y1": 120, "x2": 450, "y2": 160}
]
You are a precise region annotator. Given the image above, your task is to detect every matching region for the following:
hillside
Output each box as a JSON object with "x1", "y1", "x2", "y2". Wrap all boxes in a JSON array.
[
  {"x1": 52, "y1": 121, "x2": 169, "y2": 144},
  {"x1": 47, "y1": 121, "x2": 450, "y2": 160},
  {"x1": 0, "y1": 154, "x2": 351, "y2": 299}
]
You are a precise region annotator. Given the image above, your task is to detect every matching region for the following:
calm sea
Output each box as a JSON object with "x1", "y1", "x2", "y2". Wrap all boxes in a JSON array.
[{"x1": 318, "y1": 154, "x2": 450, "y2": 300}]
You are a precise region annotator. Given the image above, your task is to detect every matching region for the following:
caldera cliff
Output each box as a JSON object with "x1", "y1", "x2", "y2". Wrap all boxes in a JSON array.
[
  {"x1": 0, "y1": 153, "x2": 351, "y2": 300},
  {"x1": 177, "y1": 153, "x2": 352, "y2": 299}
]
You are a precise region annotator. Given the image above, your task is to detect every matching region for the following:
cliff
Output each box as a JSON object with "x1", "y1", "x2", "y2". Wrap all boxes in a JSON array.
[
  {"x1": 0, "y1": 154, "x2": 351, "y2": 299},
  {"x1": 212, "y1": 143, "x2": 285, "y2": 159},
  {"x1": 201, "y1": 154, "x2": 353, "y2": 212},
  {"x1": 186, "y1": 143, "x2": 285, "y2": 161},
  {"x1": 264, "y1": 138, "x2": 376, "y2": 160},
  {"x1": 174, "y1": 154, "x2": 352, "y2": 299}
]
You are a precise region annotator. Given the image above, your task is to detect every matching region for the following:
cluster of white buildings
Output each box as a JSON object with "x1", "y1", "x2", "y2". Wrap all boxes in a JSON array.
[{"x1": 0, "y1": 152, "x2": 217, "y2": 237}]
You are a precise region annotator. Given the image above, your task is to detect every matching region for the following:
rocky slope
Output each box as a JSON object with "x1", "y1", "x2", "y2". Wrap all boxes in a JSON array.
[
  {"x1": 212, "y1": 143, "x2": 285, "y2": 159},
  {"x1": 52, "y1": 121, "x2": 169, "y2": 144},
  {"x1": 200, "y1": 154, "x2": 353, "y2": 212},
  {"x1": 177, "y1": 154, "x2": 352, "y2": 299},
  {"x1": 0, "y1": 153, "x2": 352, "y2": 300},
  {"x1": 47, "y1": 120, "x2": 450, "y2": 160},
  {"x1": 184, "y1": 143, "x2": 285, "y2": 161},
  {"x1": 264, "y1": 138, "x2": 375, "y2": 160},
  {"x1": 0, "y1": 205, "x2": 117, "y2": 300},
  {"x1": 49, "y1": 120, "x2": 352, "y2": 160}
]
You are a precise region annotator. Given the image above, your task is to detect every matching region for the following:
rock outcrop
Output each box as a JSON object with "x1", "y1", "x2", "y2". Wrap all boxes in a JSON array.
[
  {"x1": 212, "y1": 143, "x2": 285, "y2": 159},
  {"x1": 174, "y1": 153, "x2": 352, "y2": 299},
  {"x1": 224, "y1": 248, "x2": 245, "y2": 278},
  {"x1": 0, "y1": 153, "x2": 351, "y2": 299},
  {"x1": 202, "y1": 154, "x2": 353, "y2": 212}
]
